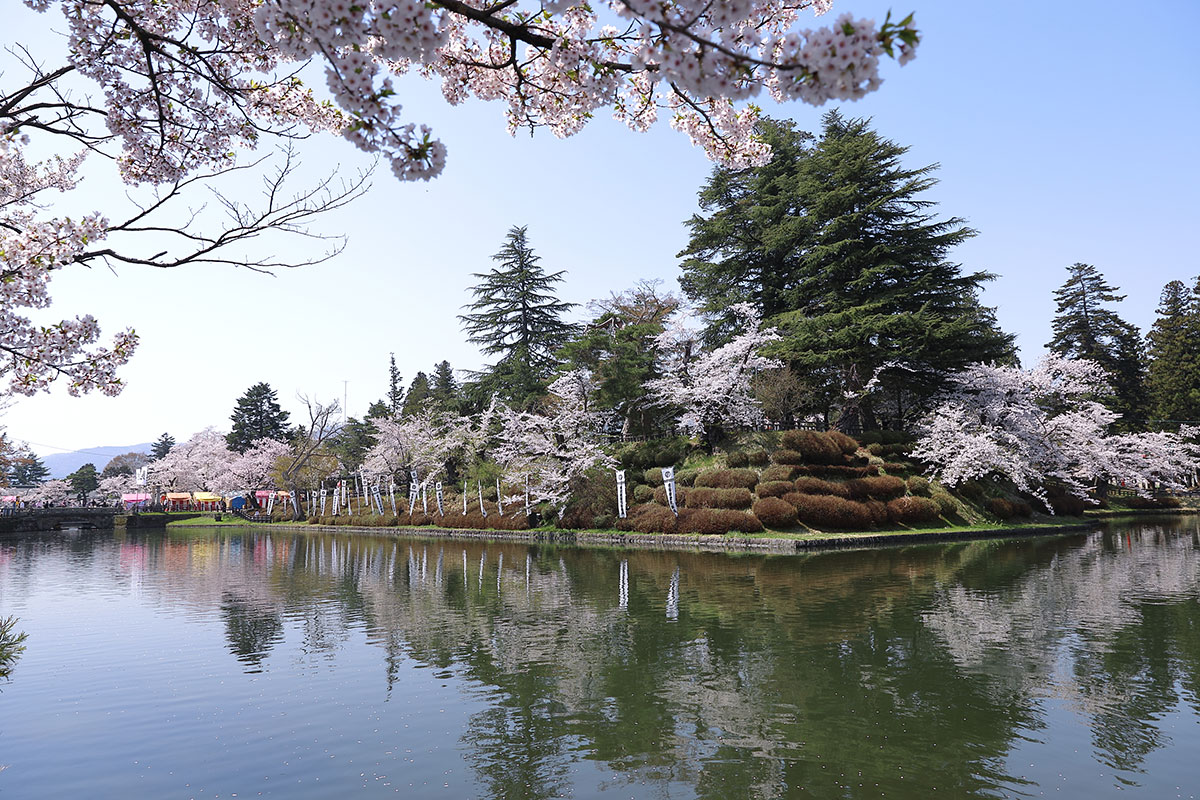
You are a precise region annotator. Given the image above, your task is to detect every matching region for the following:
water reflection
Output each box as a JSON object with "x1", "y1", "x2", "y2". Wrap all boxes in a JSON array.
[{"x1": 0, "y1": 519, "x2": 1198, "y2": 798}]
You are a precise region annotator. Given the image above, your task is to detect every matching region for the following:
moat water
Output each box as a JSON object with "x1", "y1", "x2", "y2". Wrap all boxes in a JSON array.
[{"x1": 1, "y1": 520, "x2": 1198, "y2": 798}]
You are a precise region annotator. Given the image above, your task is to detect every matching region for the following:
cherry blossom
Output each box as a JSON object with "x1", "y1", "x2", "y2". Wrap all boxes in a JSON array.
[
  {"x1": 219, "y1": 438, "x2": 291, "y2": 494},
  {"x1": 147, "y1": 428, "x2": 234, "y2": 491},
  {"x1": 912, "y1": 355, "x2": 1200, "y2": 508},
  {"x1": 646, "y1": 302, "x2": 782, "y2": 441}
]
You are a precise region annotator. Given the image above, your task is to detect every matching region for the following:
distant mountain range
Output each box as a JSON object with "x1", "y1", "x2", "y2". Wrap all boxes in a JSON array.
[{"x1": 42, "y1": 443, "x2": 154, "y2": 479}]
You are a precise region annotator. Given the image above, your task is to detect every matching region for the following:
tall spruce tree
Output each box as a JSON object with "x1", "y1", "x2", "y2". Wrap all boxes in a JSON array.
[
  {"x1": 430, "y1": 361, "x2": 460, "y2": 413},
  {"x1": 227, "y1": 383, "x2": 291, "y2": 453},
  {"x1": 681, "y1": 111, "x2": 1014, "y2": 430},
  {"x1": 459, "y1": 226, "x2": 577, "y2": 404},
  {"x1": 401, "y1": 371, "x2": 431, "y2": 417},
  {"x1": 150, "y1": 432, "x2": 175, "y2": 460},
  {"x1": 1046, "y1": 263, "x2": 1147, "y2": 427},
  {"x1": 387, "y1": 353, "x2": 404, "y2": 415},
  {"x1": 1146, "y1": 278, "x2": 1200, "y2": 422}
]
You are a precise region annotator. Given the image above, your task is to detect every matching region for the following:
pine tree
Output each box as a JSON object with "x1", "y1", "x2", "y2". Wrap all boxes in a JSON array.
[
  {"x1": 1146, "y1": 279, "x2": 1200, "y2": 422},
  {"x1": 8, "y1": 446, "x2": 50, "y2": 486},
  {"x1": 227, "y1": 383, "x2": 291, "y2": 453},
  {"x1": 459, "y1": 226, "x2": 578, "y2": 404},
  {"x1": 1046, "y1": 263, "x2": 1147, "y2": 427},
  {"x1": 387, "y1": 353, "x2": 404, "y2": 415},
  {"x1": 150, "y1": 432, "x2": 175, "y2": 460},
  {"x1": 401, "y1": 372, "x2": 431, "y2": 417},
  {"x1": 430, "y1": 361, "x2": 460, "y2": 413},
  {"x1": 681, "y1": 112, "x2": 1014, "y2": 430},
  {"x1": 67, "y1": 463, "x2": 99, "y2": 499}
]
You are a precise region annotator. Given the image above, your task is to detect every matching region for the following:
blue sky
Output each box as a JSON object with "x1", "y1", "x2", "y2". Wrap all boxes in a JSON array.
[{"x1": 7, "y1": 0, "x2": 1200, "y2": 457}]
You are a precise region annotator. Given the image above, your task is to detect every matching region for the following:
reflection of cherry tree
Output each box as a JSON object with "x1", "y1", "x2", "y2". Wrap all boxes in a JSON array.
[
  {"x1": 148, "y1": 428, "x2": 233, "y2": 491},
  {"x1": 646, "y1": 303, "x2": 781, "y2": 443},
  {"x1": 494, "y1": 370, "x2": 614, "y2": 511},
  {"x1": 912, "y1": 356, "x2": 1200, "y2": 506}
]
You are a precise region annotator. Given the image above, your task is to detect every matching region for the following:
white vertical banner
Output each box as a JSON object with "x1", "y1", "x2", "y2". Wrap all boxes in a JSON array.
[
  {"x1": 524, "y1": 475, "x2": 531, "y2": 516},
  {"x1": 332, "y1": 483, "x2": 340, "y2": 515},
  {"x1": 408, "y1": 481, "x2": 419, "y2": 516},
  {"x1": 662, "y1": 467, "x2": 678, "y2": 515},
  {"x1": 616, "y1": 470, "x2": 627, "y2": 519},
  {"x1": 266, "y1": 492, "x2": 276, "y2": 514},
  {"x1": 421, "y1": 483, "x2": 428, "y2": 514},
  {"x1": 373, "y1": 484, "x2": 384, "y2": 515},
  {"x1": 435, "y1": 481, "x2": 444, "y2": 516},
  {"x1": 496, "y1": 478, "x2": 504, "y2": 516},
  {"x1": 290, "y1": 491, "x2": 299, "y2": 517},
  {"x1": 388, "y1": 480, "x2": 397, "y2": 515},
  {"x1": 478, "y1": 482, "x2": 487, "y2": 517},
  {"x1": 463, "y1": 482, "x2": 469, "y2": 515},
  {"x1": 320, "y1": 488, "x2": 328, "y2": 515}
]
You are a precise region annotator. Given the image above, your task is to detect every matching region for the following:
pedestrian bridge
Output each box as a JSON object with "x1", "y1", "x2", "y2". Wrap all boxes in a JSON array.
[{"x1": 0, "y1": 507, "x2": 120, "y2": 532}]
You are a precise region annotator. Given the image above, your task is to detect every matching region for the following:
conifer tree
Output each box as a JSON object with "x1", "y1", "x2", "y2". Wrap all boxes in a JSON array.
[
  {"x1": 430, "y1": 361, "x2": 460, "y2": 413},
  {"x1": 8, "y1": 446, "x2": 50, "y2": 486},
  {"x1": 401, "y1": 372, "x2": 431, "y2": 417},
  {"x1": 682, "y1": 112, "x2": 1013, "y2": 430},
  {"x1": 459, "y1": 226, "x2": 577, "y2": 404},
  {"x1": 387, "y1": 353, "x2": 404, "y2": 415},
  {"x1": 67, "y1": 463, "x2": 99, "y2": 499},
  {"x1": 226, "y1": 383, "x2": 291, "y2": 453},
  {"x1": 1146, "y1": 279, "x2": 1200, "y2": 422},
  {"x1": 1046, "y1": 263, "x2": 1147, "y2": 427},
  {"x1": 150, "y1": 432, "x2": 175, "y2": 460}
]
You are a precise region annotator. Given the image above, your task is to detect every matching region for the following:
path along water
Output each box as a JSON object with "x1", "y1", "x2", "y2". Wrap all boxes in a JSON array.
[{"x1": 1, "y1": 519, "x2": 1198, "y2": 799}]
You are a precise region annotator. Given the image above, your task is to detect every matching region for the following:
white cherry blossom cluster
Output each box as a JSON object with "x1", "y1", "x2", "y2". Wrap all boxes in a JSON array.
[
  {"x1": 646, "y1": 303, "x2": 782, "y2": 438},
  {"x1": 912, "y1": 356, "x2": 1200, "y2": 509}
]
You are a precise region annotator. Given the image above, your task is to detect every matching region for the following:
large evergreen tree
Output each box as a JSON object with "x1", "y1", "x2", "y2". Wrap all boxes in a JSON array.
[
  {"x1": 459, "y1": 226, "x2": 577, "y2": 404},
  {"x1": 430, "y1": 361, "x2": 460, "y2": 413},
  {"x1": 7, "y1": 446, "x2": 50, "y2": 486},
  {"x1": 1146, "y1": 278, "x2": 1200, "y2": 422},
  {"x1": 386, "y1": 353, "x2": 404, "y2": 415},
  {"x1": 67, "y1": 463, "x2": 99, "y2": 499},
  {"x1": 150, "y1": 432, "x2": 175, "y2": 460},
  {"x1": 401, "y1": 372, "x2": 431, "y2": 417},
  {"x1": 1046, "y1": 263, "x2": 1147, "y2": 427},
  {"x1": 227, "y1": 383, "x2": 291, "y2": 453},
  {"x1": 681, "y1": 112, "x2": 1014, "y2": 430}
]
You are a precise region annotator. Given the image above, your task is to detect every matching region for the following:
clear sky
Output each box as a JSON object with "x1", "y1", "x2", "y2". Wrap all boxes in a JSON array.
[{"x1": 7, "y1": 0, "x2": 1200, "y2": 458}]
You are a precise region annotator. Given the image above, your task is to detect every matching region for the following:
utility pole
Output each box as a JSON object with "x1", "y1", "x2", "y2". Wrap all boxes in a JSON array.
[{"x1": 342, "y1": 380, "x2": 349, "y2": 423}]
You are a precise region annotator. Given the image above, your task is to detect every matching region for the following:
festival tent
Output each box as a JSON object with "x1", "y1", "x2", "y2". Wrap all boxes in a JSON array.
[
  {"x1": 193, "y1": 492, "x2": 222, "y2": 511},
  {"x1": 121, "y1": 492, "x2": 152, "y2": 510},
  {"x1": 164, "y1": 492, "x2": 192, "y2": 511}
]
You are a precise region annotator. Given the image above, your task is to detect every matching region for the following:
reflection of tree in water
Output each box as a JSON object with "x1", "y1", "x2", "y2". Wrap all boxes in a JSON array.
[
  {"x1": 0, "y1": 614, "x2": 28, "y2": 683},
  {"x1": 219, "y1": 592, "x2": 283, "y2": 671}
]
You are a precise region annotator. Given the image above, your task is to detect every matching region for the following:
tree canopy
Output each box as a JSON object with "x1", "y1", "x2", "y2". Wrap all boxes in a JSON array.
[{"x1": 227, "y1": 383, "x2": 292, "y2": 453}]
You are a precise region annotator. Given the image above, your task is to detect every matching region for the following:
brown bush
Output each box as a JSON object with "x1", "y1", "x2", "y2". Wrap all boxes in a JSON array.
[
  {"x1": 825, "y1": 430, "x2": 860, "y2": 455},
  {"x1": 786, "y1": 493, "x2": 874, "y2": 530},
  {"x1": 685, "y1": 487, "x2": 753, "y2": 510},
  {"x1": 1048, "y1": 494, "x2": 1088, "y2": 516},
  {"x1": 771, "y1": 448, "x2": 807, "y2": 465},
  {"x1": 747, "y1": 450, "x2": 771, "y2": 466},
  {"x1": 793, "y1": 476, "x2": 851, "y2": 497},
  {"x1": 1011, "y1": 501, "x2": 1033, "y2": 518},
  {"x1": 677, "y1": 508, "x2": 764, "y2": 535},
  {"x1": 633, "y1": 484, "x2": 654, "y2": 503},
  {"x1": 694, "y1": 468, "x2": 759, "y2": 490},
  {"x1": 755, "y1": 480, "x2": 795, "y2": 498},
  {"x1": 761, "y1": 464, "x2": 801, "y2": 482},
  {"x1": 958, "y1": 480, "x2": 985, "y2": 501},
  {"x1": 643, "y1": 469, "x2": 665, "y2": 486},
  {"x1": 864, "y1": 499, "x2": 889, "y2": 527},
  {"x1": 726, "y1": 451, "x2": 749, "y2": 467},
  {"x1": 880, "y1": 462, "x2": 911, "y2": 473},
  {"x1": 752, "y1": 497, "x2": 798, "y2": 528},
  {"x1": 987, "y1": 498, "x2": 1014, "y2": 519},
  {"x1": 886, "y1": 496, "x2": 941, "y2": 524},
  {"x1": 844, "y1": 476, "x2": 907, "y2": 501},
  {"x1": 407, "y1": 512, "x2": 432, "y2": 526},
  {"x1": 627, "y1": 504, "x2": 677, "y2": 534},
  {"x1": 653, "y1": 485, "x2": 689, "y2": 507},
  {"x1": 676, "y1": 469, "x2": 700, "y2": 487},
  {"x1": 792, "y1": 465, "x2": 880, "y2": 478},
  {"x1": 866, "y1": 442, "x2": 885, "y2": 456},
  {"x1": 1126, "y1": 495, "x2": 1183, "y2": 509},
  {"x1": 780, "y1": 430, "x2": 844, "y2": 464}
]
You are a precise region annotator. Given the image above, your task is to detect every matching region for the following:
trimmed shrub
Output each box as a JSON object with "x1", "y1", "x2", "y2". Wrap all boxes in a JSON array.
[
  {"x1": 633, "y1": 484, "x2": 654, "y2": 504},
  {"x1": 1049, "y1": 494, "x2": 1088, "y2": 516},
  {"x1": 677, "y1": 508, "x2": 763, "y2": 535},
  {"x1": 879, "y1": 462, "x2": 910, "y2": 473},
  {"x1": 987, "y1": 498, "x2": 1014, "y2": 520},
  {"x1": 793, "y1": 464, "x2": 881, "y2": 478},
  {"x1": 752, "y1": 497, "x2": 798, "y2": 528},
  {"x1": 675, "y1": 469, "x2": 699, "y2": 487},
  {"x1": 781, "y1": 430, "x2": 843, "y2": 464},
  {"x1": 932, "y1": 491, "x2": 959, "y2": 517},
  {"x1": 886, "y1": 496, "x2": 941, "y2": 524},
  {"x1": 761, "y1": 464, "x2": 801, "y2": 483},
  {"x1": 906, "y1": 476, "x2": 932, "y2": 497},
  {"x1": 825, "y1": 430, "x2": 860, "y2": 455},
  {"x1": 685, "y1": 487, "x2": 753, "y2": 510},
  {"x1": 844, "y1": 476, "x2": 907, "y2": 501},
  {"x1": 1011, "y1": 501, "x2": 1033, "y2": 518},
  {"x1": 1126, "y1": 495, "x2": 1182, "y2": 509},
  {"x1": 772, "y1": 449, "x2": 807, "y2": 465},
  {"x1": 694, "y1": 468, "x2": 759, "y2": 490},
  {"x1": 756, "y1": 480, "x2": 795, "y2": 498},
  {"x1": 626, "y1": 504, "x2": 678, "y2": 534},
  {"x1": 785, "y1": 493, "x2": 873, "y2": 530},
  {"x1": 407, "y1": 512, "x2": 432, "y2": 526},
  {"x1": 793, "y1": 476, "x2": 851, "y2": 497},
  {"x1": 592, "y1": 514, "x2": 616, "y2": 530},
  {"x1": 726, "y1": 451, "x2": 749, "y2": 468},
  {"x1": 653, "y1": 485, "x2": 689, "y2": 507},
  {"x1": 958, "y1": 480, "x2": 985, "y2": 501},
  {"x1": 644, "y1": 468, "x2": 666, "y2": 486},
  {"x1": 747, "y1": 449, "x2": 770, "y2": 466},
  {"x1": 866, "y1": 442, "x2": 885, "y2": 456},
  {"x1": 864, "y1": 499, "x2": 889, "y2": 527}
]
